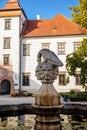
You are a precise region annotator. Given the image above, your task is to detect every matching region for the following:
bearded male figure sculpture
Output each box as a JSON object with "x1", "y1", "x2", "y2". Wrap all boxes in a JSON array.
[
  {"x1": 36, "y1": 49, "x2": 63, "y2": 82},
  {"x1": 33, "y1": 49, "x2": 63, "y2": 130}
]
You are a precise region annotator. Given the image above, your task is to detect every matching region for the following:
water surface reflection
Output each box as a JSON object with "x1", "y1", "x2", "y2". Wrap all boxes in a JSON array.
[{"x1": 0, "y1": 114, "x2": 87, "y2": 130}]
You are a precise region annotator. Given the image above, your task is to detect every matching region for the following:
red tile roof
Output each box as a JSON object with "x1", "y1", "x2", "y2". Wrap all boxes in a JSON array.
[
  {"x1": 3, "y1": 0, "x2": 21, "y2": 9},
  {"x1": 22, "y1": 14, "x2": 87, "y2": 37}
]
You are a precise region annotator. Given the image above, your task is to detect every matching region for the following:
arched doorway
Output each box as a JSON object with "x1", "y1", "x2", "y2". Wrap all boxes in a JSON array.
[{"x1": 1, "y1": 80, "x2": 11, "y2": 95}]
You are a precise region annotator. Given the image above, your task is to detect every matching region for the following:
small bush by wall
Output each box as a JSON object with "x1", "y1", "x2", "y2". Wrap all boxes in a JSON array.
[{"x1": 60, "y1": 91, "x2": 87, "y2": 101}]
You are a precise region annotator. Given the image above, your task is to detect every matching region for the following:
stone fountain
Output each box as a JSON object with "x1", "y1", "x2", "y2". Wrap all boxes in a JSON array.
[{"x1": 32, "y1": 49, "x2": 63, "y2": 130}]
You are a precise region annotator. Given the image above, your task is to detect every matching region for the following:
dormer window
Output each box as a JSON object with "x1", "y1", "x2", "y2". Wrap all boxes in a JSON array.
[{"x1": 4, "y1": 19, "x2": 11, "y2": 30}]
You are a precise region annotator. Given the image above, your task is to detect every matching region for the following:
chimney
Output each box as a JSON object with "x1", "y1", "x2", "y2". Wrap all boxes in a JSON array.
[{"x1": 36, "y1": 15, "x2": 40, "y2": 20}]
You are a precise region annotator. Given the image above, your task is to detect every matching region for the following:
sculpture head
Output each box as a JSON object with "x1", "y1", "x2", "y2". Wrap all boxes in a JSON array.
[{"x1": 35, "y1": 49, "x2": 63, "y2": 83}]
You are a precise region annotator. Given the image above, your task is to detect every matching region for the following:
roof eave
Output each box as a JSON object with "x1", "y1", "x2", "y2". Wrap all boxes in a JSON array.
[{"x1": 22, "y1": 33, "x2": 87, "y2": 38}]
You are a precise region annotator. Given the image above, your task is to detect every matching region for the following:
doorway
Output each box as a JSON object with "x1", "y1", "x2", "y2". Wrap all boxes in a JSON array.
[{"x1": 1, "y1": 80, "x2": 10, "y2": 95}]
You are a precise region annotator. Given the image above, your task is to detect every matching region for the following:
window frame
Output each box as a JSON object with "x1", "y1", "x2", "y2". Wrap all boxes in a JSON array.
[
  {"x1": 73, "y1": 42, "x2": 81, "y2": 51},
  {"x1": 22, "y1": 73, "x2": 30, "y2": 86},
  {"x1": 75, "y1": 73, "x2": 81, "y2": 85},
  {"x1": 58, "y1": 72, "x2": 66, "y2": 85},
  {"x1": 3, "y1": 54, "x2": 10, "y2": 66},
  {"x1": 4, "y1": 19, "x2": 11, "y2": 30},
  {"x1": 23, "y1": 44, "x2": 30, "y2": 56},
  {"x1": 3, "y1": 37, "x2": 10, "y2": 49},
  {"x1": 42, "y1": 43, "x2": 50, "y2": 49},
  {"x1": 57, "y1": 42, "x2": 65, "y2": 55}
]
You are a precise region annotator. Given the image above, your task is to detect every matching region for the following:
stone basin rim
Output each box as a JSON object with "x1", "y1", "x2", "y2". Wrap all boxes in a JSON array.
[{"x1": 32, "y1": 104, "x2": 64, "y2": 109}]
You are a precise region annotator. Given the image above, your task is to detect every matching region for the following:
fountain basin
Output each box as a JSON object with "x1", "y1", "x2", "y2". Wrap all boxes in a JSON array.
[{"x1": 0, "y1": 101, "x2": 87, "y2": 117}]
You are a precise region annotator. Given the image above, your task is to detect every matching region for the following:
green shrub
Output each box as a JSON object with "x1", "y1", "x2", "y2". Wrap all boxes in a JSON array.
[
  {"x1": 69, "y1": 89, "x2": 75, "y2": 94},
  {"x1": 27, "y1": 93, "x2": 32, "y2": 96},
  {"x1": 60, "y1": 91, "x2": 87, "y2": 101},
  {"x1": 68, "y1": 92, "x2": 87, "y2": 101}
]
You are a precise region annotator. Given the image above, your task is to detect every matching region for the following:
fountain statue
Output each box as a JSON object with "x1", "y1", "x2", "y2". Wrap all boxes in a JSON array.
[{"x1": 32, "y1": 49, "x2": 63, "y2": 130}]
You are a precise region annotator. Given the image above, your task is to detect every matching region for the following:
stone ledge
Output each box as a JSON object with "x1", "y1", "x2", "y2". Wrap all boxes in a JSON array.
[{"x1": 0, "y1": 102, "x2": 87, "y2": 117}]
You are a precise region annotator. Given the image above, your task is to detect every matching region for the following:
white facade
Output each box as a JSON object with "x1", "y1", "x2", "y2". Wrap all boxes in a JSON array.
[
  {"x1": 0, "y1": 10, "x2": 26, "y2": 94},
  {"x1": 0, "y1": 16, "x2": 20, "y2": 88},
  {"x1": 21, "y1": 35, "x2": 86, "y2": 92}
]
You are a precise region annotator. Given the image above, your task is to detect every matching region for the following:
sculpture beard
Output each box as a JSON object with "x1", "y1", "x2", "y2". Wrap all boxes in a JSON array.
[{"x1": 35, "y1": 61, "x2": 58, "y2": 83}]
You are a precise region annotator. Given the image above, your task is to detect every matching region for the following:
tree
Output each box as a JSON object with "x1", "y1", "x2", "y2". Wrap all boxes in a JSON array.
[
  {"x1": 69, "y1": 0, "x2": 87, "y2": 28},
  {"x1": 67, "y1": 0, "x2": 87, "y2": 91},
  {"x1": 66, "y1": 38, "x2": 87, "y2": 91}
]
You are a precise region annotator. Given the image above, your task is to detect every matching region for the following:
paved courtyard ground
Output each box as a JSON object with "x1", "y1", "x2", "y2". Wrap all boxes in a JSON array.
[
  {"x1": 0, "y1": 95, "x2": 87, "y2": 106},
  {"x1": 0, "y1": 95, "x2": 35, "y2": 106}
]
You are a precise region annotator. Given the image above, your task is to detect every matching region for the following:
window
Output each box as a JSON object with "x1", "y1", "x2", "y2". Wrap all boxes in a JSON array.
[
  {"x1": 57, "y1": 42, "x2": 65, "y2": 55},
  {"x1": 3, "y1": 54, "x2": 10, "y2": 66},
  {"x1": 22, "y1": 73, "x2": 30, "y2": 86},
  {"x1": 4, "y1": 19, "x2": 11, "y2": 30},
  {"x1": 3, "y1": 37, "x2": 10, "y2": 49},
  {"x1": 73, "y1": 42, "x2": 81, "y2": 51},
  {"x1": 23, "y1": 44, "x2": 30, "y2": 56},
  {"x1": 59, "y1": 73, "x2": 66, "y2": 85},
  {"x1": 75, "y1": 74, "x2": 81, "y2": 85},
  {"x1": 42, "y1": 43, "x2": 50, "y2": 49}
]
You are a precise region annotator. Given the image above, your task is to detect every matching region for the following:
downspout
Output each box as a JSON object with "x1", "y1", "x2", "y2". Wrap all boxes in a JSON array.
[
  {"x1": 19, "y1": 36, "x2": 22, "y2": 93},
  {"x1": 19, "y1": 17, "x2": 22, "y2": 93},
  {"x1": 19, "y1": 19, "x2": 27, "y2": 93}
]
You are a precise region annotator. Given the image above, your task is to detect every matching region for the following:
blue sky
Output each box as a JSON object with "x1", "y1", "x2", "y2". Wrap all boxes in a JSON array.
[{"x1": 0, "y1": 0, "x2": 78, "y2": 20}]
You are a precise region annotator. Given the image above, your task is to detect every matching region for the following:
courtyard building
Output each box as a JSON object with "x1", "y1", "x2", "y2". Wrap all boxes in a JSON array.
[{"x1": 0, "y1": 0, "x2": 87, "y2": 95}]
